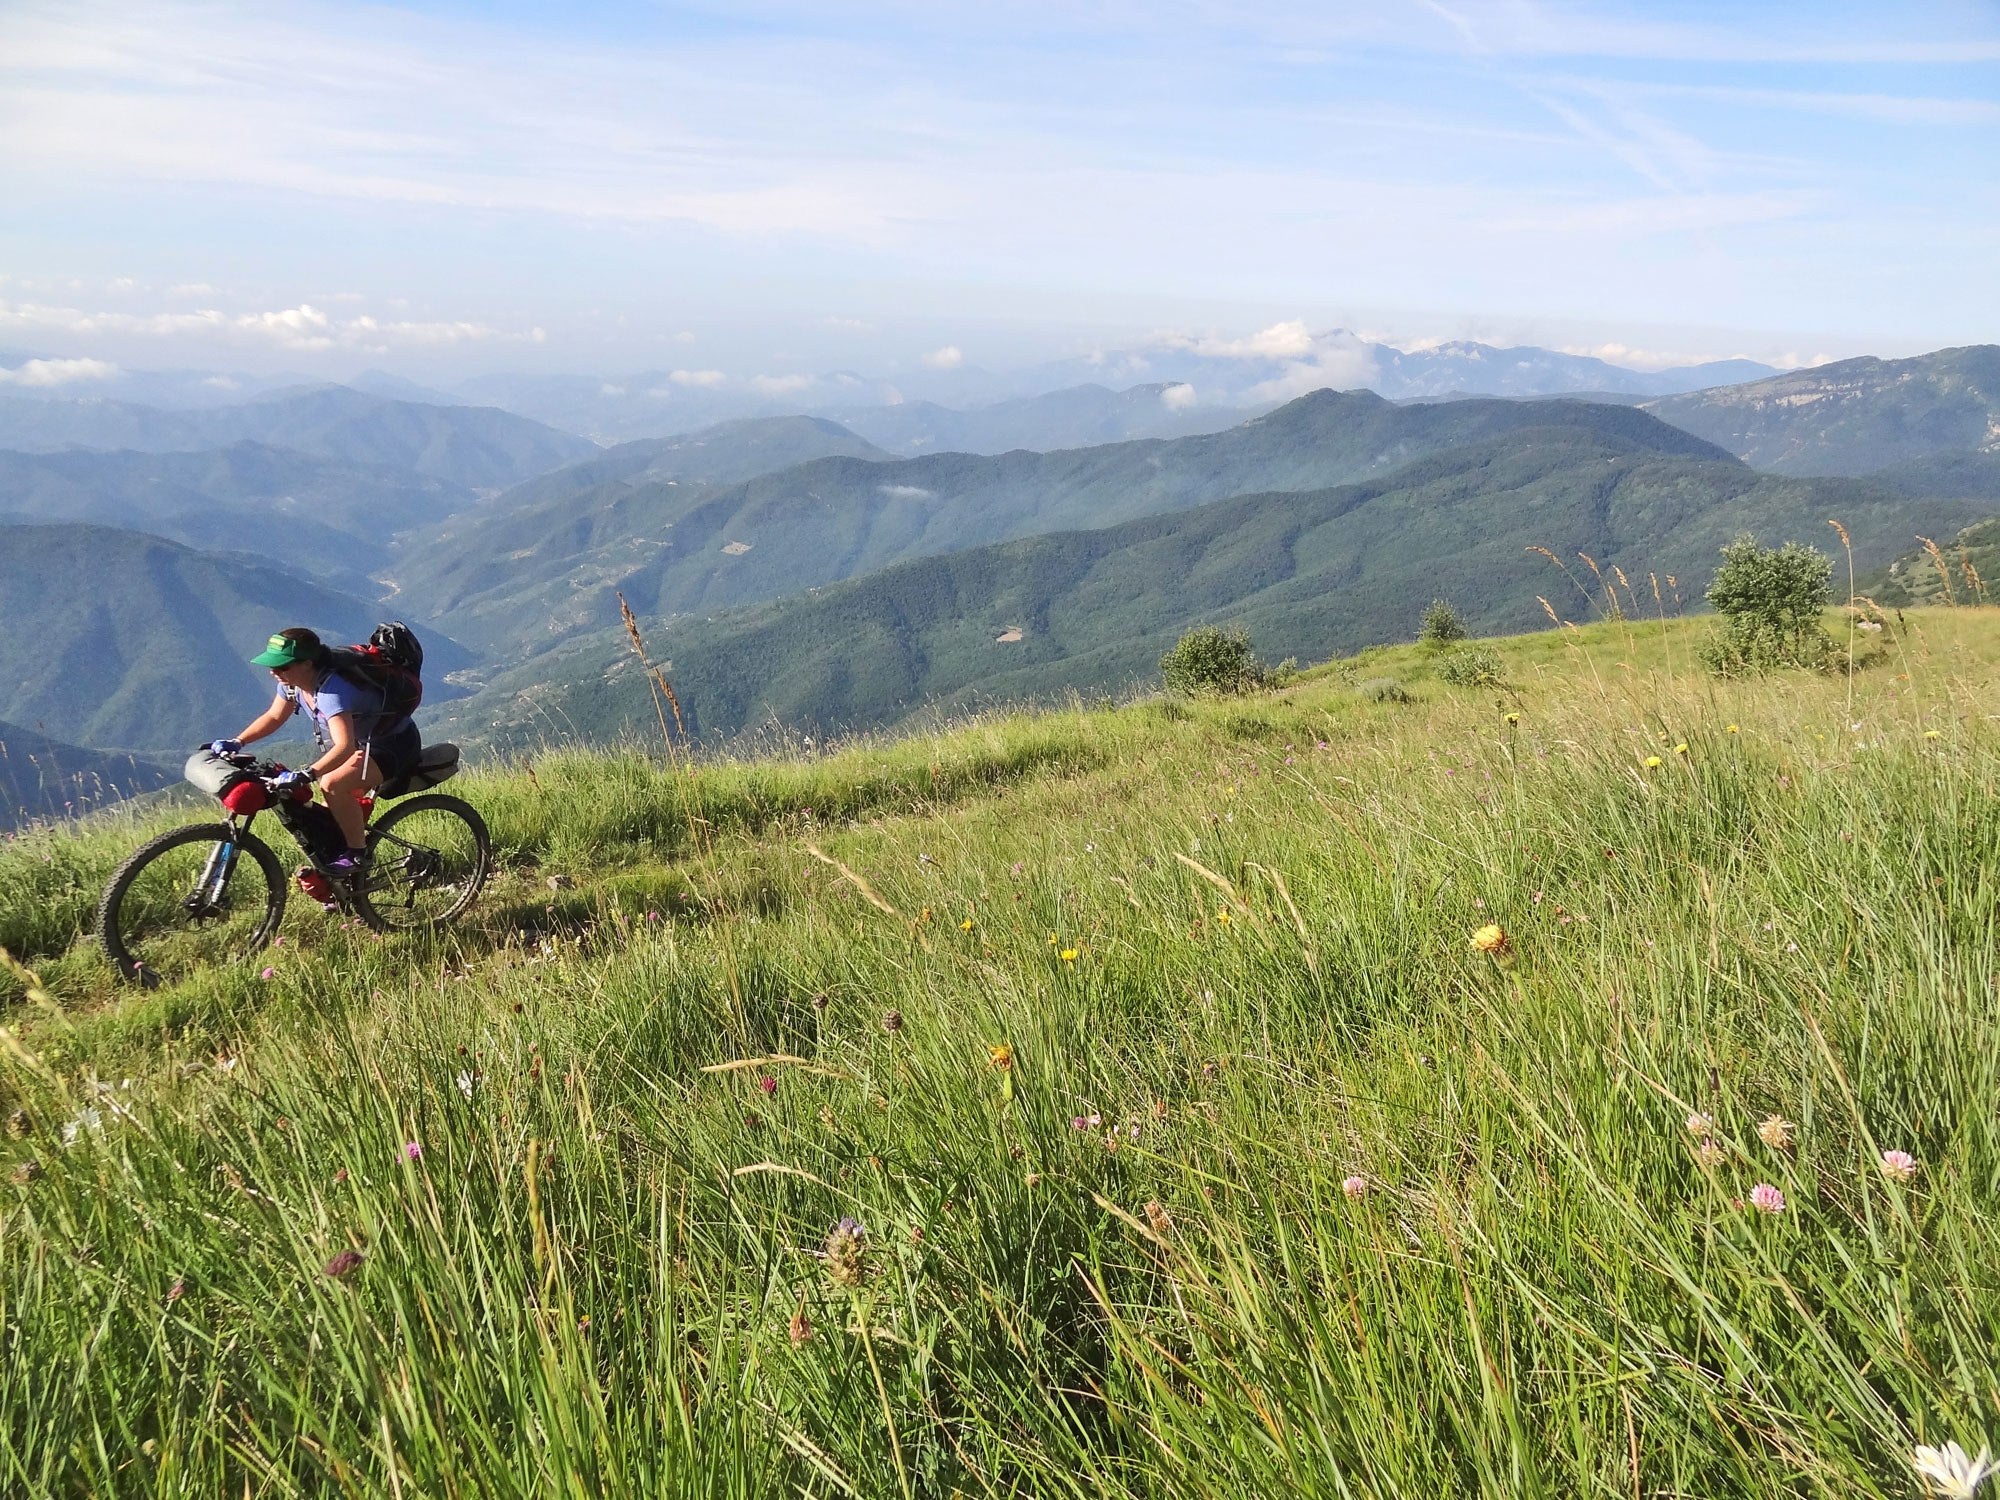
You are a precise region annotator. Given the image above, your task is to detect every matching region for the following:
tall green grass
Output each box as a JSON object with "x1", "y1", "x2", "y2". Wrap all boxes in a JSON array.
[{"x1": 3, "y1": 612, "x2": 1997, "y2": 1496}]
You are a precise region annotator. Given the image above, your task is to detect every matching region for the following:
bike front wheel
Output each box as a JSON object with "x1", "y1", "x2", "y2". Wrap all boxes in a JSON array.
[
  {"x1": 98, "y1": 823, "x2": 286, "y2": 987},
  {"x1": 352, "y1": 794, "x2": 491, "y2": 933}
]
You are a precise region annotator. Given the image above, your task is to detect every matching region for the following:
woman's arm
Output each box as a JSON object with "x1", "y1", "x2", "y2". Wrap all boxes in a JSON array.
[
  {"x1": 233, "y1": 690, "x2": 295, "y2": 746},
  {"x1": 309, "y1": 712, "x2": 359, "y2": 781}
]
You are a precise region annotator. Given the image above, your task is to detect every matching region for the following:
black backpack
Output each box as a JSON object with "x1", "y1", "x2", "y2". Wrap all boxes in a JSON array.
[{"x1": 326, "y1": 621, "x2": 424, "y2": 721}]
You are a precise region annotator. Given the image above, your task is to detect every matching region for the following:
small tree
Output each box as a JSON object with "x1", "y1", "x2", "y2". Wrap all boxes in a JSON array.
[
  {"x1": 1702, "y1": 535, "x2": 1837, "y2": 673},
  {"x1": 1418, "y1": 598, "x2": 1468, "y2": 647},
  {"x1": 1160, "y1": 625, "x2": 1261, "y2": 696}
]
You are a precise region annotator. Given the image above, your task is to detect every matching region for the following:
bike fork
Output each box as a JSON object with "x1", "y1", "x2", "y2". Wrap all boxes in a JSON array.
[{"x1": 192, "y1": 822, "x2": 242, "y2": 910}]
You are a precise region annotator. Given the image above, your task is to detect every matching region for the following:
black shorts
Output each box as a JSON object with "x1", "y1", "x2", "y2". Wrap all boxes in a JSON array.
[{"x1": 365, "y1": 721, "x2": 422, "y2": 784}]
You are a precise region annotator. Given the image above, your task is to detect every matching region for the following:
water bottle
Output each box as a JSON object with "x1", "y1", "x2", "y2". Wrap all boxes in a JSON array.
[{"x1": 296, "y1": 867, "x2": 337, "y2": 910}]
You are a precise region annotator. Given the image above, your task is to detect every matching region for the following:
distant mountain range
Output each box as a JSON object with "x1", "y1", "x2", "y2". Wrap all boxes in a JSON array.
[
  {"x1": 0, "y1": 384, "x2": 596, "y2": 490},
  {"x1": 1644, "y1": 346, "x2": 2000, "y2": 475},
  {"x1": 0, "y1": 523, "x2": 471, "y2": 754},
  {"x1": 826, "y1": 383, "x2": 1263, "y2": 455},
  {"x1": 0, "y1": 442, "x2": 477, "y2": 593},
  {"x1": 1022, "y1": 333, "x2": 1780, "y2": 406},
  {"x1": 427, "y1": 410, "x2": 1987, "y2": 752},
  {"x1": 392, "y1": 391, "x2": 1731, "y2": 663},
  {"x1": 413, "y1": 333, "x2": 1787, "y2": 444},
  {"x1": 0, "y1": 719, "x2": 173, "y2": 832}
]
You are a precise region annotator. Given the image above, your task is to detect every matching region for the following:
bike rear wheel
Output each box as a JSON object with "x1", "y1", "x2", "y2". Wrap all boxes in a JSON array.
[
  {"x1": 352, "y1": 794, "x2": 490, "y2": 933},
  {"x1": 99, "y1": 824, "x2": 286, "y2": 987}
]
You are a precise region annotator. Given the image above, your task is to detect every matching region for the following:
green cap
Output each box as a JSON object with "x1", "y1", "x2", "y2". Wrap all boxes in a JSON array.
[{"x1": 250, "y1": 631, "x2": 314, "y2": 668}]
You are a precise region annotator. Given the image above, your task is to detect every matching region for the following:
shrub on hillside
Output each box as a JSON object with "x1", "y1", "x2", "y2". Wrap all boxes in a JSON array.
[
  {"x1": 1418, "y1": 598, "x2": 1468, "y2": 648},
  {"x1": 1700, "y1": 534, "x2": 1839, "y2": 675},
  {"x1": 1356, "y1": 677, "x2": 1411, "y2": 703},
  {"x1": 1160, "y1": 626, "x2": 1264, "y2": 696},
  {"x1": 1435, "y1": 647, "x2": 1503, "y2": 688}
]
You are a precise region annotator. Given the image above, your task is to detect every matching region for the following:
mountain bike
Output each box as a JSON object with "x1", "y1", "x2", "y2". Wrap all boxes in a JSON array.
[{"x1": 98, "y1": 745, "x2": 489, "y2": 987}]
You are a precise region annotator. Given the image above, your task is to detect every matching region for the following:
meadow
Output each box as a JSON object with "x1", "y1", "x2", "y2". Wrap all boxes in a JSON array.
[{"x1": 2, "y1": 607, "x2": 1997, "y2": 1498}]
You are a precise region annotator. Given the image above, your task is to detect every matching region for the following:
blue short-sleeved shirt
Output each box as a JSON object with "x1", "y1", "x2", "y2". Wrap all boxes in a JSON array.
[{"x1": 287, "y1": 667, "x2": 409, "y2": 746}]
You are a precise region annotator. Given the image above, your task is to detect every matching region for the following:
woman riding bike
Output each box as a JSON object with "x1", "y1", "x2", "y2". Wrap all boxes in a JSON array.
[{"x1": 215, "y1": 626, "x2": 419, "y2": 878}]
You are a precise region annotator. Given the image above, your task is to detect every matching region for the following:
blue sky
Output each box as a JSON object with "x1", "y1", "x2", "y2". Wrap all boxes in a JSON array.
[{"x1": 0, "y1": 0, "x2": 1995, "y2": 382}]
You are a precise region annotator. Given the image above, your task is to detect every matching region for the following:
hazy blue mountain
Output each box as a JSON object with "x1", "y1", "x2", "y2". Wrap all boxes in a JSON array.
[
  {"x1": 0, "y1": 522, "x2": 472, "y2": 754},
  {"x1": 489, "y1": 415, "x2": 894, "y2": 507},
  {"x1": 430, "y1": 421, "x2": 1982, "y2": 753},
  {"x1": 1018, "y1": 333, "x2": 1781, "y2": 406},
  {"x1": 1645, "y1": 346, "x2": 2000, "y2": 475},
  {"x1": 396, "y1": 392, "x2": 1733, "y2": 663},
  {"x1": 0, "y1": 384, "x2": 596, "y2": 489},
  {"x1": 0, "y1": 719, "x2": 174, "y2": 831},
  {"x1": 826, "y1": 383, "x2": 1265, "y2": 455},
  {"x1": 0, "y1": 442, "x2": 477, "y2": 590},
  {"x1": 346, "y1": 369, "x2": 464, "y2": 405}
]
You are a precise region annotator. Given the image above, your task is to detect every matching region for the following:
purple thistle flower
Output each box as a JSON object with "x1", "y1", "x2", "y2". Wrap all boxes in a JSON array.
[
  {"x1": 403, "y1": 1141, "x2": 423, "y2": 1161},
  {"x1": 323, "y1": 1249, "x2": 364, "y2": 1280}
]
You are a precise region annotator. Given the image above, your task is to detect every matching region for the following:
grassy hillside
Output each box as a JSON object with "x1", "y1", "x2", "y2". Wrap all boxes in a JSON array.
[
  {"x1": 3, "y1": 611, "x2": 1997, "y2": 1496},
  {"x1": 394, "y1": 391, "x2": 1734, "y2": 661},
  {"x1": 427, "y1": 426, "x2": 1994, "y2": 751},
  {"x1": 1646, "y1": 345, "x2": 2000, "y2": 475}
]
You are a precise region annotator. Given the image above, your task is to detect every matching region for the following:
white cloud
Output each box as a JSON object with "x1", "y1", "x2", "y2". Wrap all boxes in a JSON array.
[
  {"x1": 879, "y1": 484, "x2": 934, "y2": 500},
  {"x1": 669, "y1": 368, "x2": 728, "y2": 387},
  {"x1": 822, "y1": 316, "x2": 873, "y2": 332},
  {"x1": 750, "y1": 373, "x2": 813, "y2": 395},
  {"x1": 921, "y1": 345, "x2": 964, "y2": 370},
  {"x1": 1556, "y1": 340, "x2": 1761, "y2": 371},
  {"x1": 0, "y1": 295, "x2": 527, "y2": 356},
  {"x1": 600, "y1": 383, "x2": 628, "y2": 396},
  {"x1": 1186, "y1": 320, "x2": 1317, "y2": 360},
  {"x1": 1160, "y1": 382, "x2": 1197, "y2": 409},
  {"x1": 0, "y1": 356, "x2": 119, "y2": 386}
]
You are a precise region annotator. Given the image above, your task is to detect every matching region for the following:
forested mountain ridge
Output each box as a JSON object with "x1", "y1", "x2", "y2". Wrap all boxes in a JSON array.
[
  {"x1": 0, "y1": 442, "x2": 476, "y2": 592},
  {"x1": 0, "y1": 384, "x2": 596, "y2": 490},
  {"x1": 426, "y1": 420, "x2": 1985, "y2": 751},
  {"x1": 1645, "y1": 345, "x2": 2000, "y2": 475},
  {"x1": 0, "y1": 523, "x2": 471, "y2": 754},
  {"x1": 397, "y1": 391, "x2": 1735, "y2": 661}
]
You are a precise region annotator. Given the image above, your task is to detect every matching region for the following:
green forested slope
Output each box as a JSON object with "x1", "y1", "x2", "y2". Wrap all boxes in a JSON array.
[
  {"x1": 430, "y1": 425, "x2": 1989, "y2": 749},
  {"x1": 399, "y1": 392, "x2": 1732, "y2": 659},
  {"x1": 0, "y1": 442, "x2": 476, "y2": 590},
  {"x1": 0, "y1": 523, "x2": 470, "y2": 753},
  {"x1": 1646, "y1": 345, "x2": 2000, "y2": 474}
]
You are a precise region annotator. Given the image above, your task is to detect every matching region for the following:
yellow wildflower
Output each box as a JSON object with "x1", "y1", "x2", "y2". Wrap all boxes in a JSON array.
[
  {"x1": 1924, "y1": 729, "x2": 1943, "y2": 740},
  {"x1": 1215, "y1": 909, "x2": 1232, "y2": 926},
  {"x1": 1060, "y1": 948, "x2": 1079, "y2": 963},
  {"x1": 1504, "y1": 711, "x2": 1521, "y2": 725},
  {"x1": 1470, "y1": 923, "x2": 1510, "y2": 958},
  {"x1": 960, "y1": 918, "x2": 973, "y2": 931},
  {"x1": 987, "y1": 1043, "x2": 1014, "y2": 1072},
  {"x1": 1643, "y1": 755, "x2": 1663, "y2": 769},
  {"x1": 1726, "y1": 724, "x2": 1740, "y2": 734},
  {"x1": 1673, "y1": 743, "x2": 1689, "y2": 756}
]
